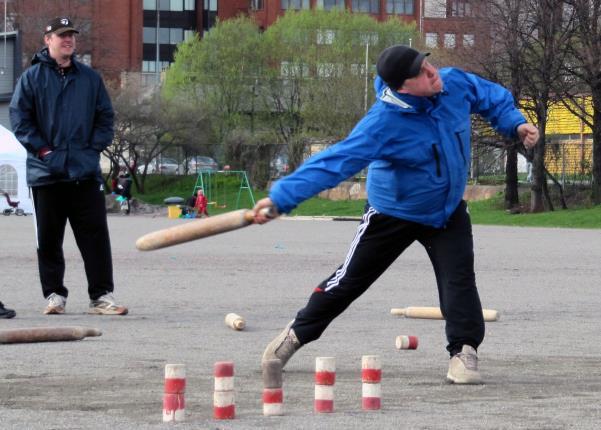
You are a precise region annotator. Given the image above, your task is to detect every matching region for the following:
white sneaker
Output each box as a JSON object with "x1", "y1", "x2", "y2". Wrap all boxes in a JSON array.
[
  {"x1": 446, "y1": 345, "x2": 482, "y2": 384},
  {"x1": 88, "y1": 293, "x2": 128, "y2": 315},
  {"x1": 43, "y1": 293, "x2": 66, "y2": 315}
]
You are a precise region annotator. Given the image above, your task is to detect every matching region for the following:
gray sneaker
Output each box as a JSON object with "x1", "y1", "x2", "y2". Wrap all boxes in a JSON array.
[
  {"x1": 88, "y1": 293, "x2": 128, "y2": 315},
  {"x1": 261, "y1": 320, "x2": 301, "y2": 368},
  {"x1": 446, "y1": 345, "x2": 482, "y2": 384},
  {"x1": 43, "y1": 293, "x2": 66, "y2": 315}
]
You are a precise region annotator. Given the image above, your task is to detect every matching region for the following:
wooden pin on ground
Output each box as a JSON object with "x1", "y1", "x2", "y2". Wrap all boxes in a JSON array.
[
  {"x1": 0, "y1": 326, "x2": 101, "y2": 344},
  {"x1": 390, "y1": 306, "x2": 500, "y2": 322},
  {"x1": 225, "y1": 313, "x2": 246, "y2": 331}
]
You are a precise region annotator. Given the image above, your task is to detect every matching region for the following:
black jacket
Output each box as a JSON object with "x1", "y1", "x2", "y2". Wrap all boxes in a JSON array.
[{"x1": 9, "y1": 48, "x2": 114, "y2": 186}]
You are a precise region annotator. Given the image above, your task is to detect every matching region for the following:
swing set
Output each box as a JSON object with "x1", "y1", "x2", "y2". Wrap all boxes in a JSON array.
[{"x1": 192, "y1": 170, "x2": 256, "y2": 212}]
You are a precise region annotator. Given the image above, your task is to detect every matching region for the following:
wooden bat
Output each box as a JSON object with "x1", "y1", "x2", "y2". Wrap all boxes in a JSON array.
[
  {"x1": 0, "y1": 326, "x2": 102, "y2": 344},
  {"x1": 390, "y1": 306, "x2": 500, "y2": 322},
  {"x1": 136, "y1": 209, "x2": 263, "y2": 251}
]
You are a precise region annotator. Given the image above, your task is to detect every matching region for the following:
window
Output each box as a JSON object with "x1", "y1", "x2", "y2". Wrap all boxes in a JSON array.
[
  {"x1": 425, "y1": 32, "x2": 438, "y2": 48},
  {"x1": 250, "y1": 0, "x2": 264, "y2": 10},
  {"x1": 281, "y1": 0, "x2": 310, "y2": 9},
  {"x1": 316, "y1": 0, "x2": 345, "y2": 10},
  {"x1": 317, "y1": 29, "x2": 335, "y2": 45},
  {"x1": 350, "y1": 63, "x2": 367, "y2": 75},
  {"x1": 142, "y1": 60, "x2": 156, "y2": 73},
  {"x1": 184, "y1": 29, "x2": 195, "y2": 41},
  {"x1": 280, "y1": 61, "x2": 309, "y2": 78},
  {"x1": 170, "y1": 0, "x2": 183, "y2": 11},
  {"x1": 317, "y1": 63, "x2": 343, "y2": 78},
  {"x1": 462, "y1": 34, "x2": 474, "y2": 47},
  {"x1": 352, "y1": 0, "x2": 380, "y2": 13},
  {"x1": 204, "y1": 0, "x2": 217, "y2": 11},
  {"x1": 143, "y1": 0, "x2": 156, "y2": 10},
  {"x1": 159, "y1": 0, "x2": 170, "y2": 10},
  {"x1": 359, "y1": 32, "x2": 378, "y2": 45},
  {"x1": 0, "y1": 165, "x2": 18, "y2": 196},
  {"x1": 386, "y1": 0, "x2": 414, "y2": 15},
  {"x1": 159, "y1": 27, "x2": 170, "y2": 44},
  {"x1": 448, "y1": 0, "x2": 472, "y2": 17},
  {"x1": 444, "y1": 33, "x2": 456, "y2": 48},
  {"x1": 185, "y1": 0, "x2": 195, "y2": 10},
  {"x1": 170, "y1": 28, "x2": 183, "y2": 44},
  {"x1": 143, "y1": 27, "x2": 156, "y2": 44}
]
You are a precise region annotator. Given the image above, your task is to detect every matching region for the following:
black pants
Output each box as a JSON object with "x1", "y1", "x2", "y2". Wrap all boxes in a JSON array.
[
  {"x1": 291, "y1": 201, "x2": 484, "y2": 357},
  {"x1": 32, "y1": 180, "x2": 114, "y2": 300}
]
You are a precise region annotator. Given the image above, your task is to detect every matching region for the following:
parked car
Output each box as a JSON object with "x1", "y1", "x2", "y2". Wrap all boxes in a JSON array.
[
  {"x1": 138, "y1": 157, "x2": 181, "y2": 175},
  {"x1": 187, "y1": 156, "x2": 219, "y2": 173}
]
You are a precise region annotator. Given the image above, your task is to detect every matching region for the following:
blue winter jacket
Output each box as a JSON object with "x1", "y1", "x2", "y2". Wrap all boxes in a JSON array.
[
  {"x1": 9, "y1": 48, "x2": 114, "y2": 187},
  {"x1": 269, "y1": 68, "x2": 526, "y2": 228}
]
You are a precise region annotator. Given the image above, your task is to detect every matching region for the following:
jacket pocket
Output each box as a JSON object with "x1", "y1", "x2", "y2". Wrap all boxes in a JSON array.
[
  {"x1": 45, "y1": 148, "x2": 68, "y2": 177},
  {"x1": 431, "y1": 144, "x2": 441, "y2": 177},
  {"x1": 454, "y1": 131, "x2": 467, "y2": 165}
]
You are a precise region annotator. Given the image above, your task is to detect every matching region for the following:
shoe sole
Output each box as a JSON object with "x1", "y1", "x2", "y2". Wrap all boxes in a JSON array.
[
  {"x1": 43, "y1": 307, "x2": 65, "y2": 315},
  {"x1": 446, "y1": 372, "x2": 482, "y2": 384},
  {"x1": 88, "y1": 307, "x2": 128, "y2": 315}
]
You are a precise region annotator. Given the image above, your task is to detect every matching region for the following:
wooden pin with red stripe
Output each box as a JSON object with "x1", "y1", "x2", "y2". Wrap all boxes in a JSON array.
[
  {"x1": 262, "y1": 359, "x2": 284, "y2": 416},
  {"x1": 361, "y1": 355, "x2": 381, "y2": 410},
  {"x1": 314, "y1": 357, "x2": 335, "y2": 413},
  {"x1": 163, "y1": 364, "x2": 185, "y2": 422},
  {"x1": 213, "y1": 361, "x2": 235, "y2": 419},
  {"x1": 395, "y1": 335, "x2": 419, "y2": 350}
]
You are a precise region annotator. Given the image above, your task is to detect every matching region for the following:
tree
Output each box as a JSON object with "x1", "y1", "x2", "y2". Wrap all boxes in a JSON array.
[
  {"x1": 164, "y1": 17, "x2": 264, "y2": 170},
  {"x1": 261, "y1": 9, "x2": 418, "y2": 170},
  {"x1": 561, "y1": 0, "x2": 601, "y2": 204},
  {"x1": 107, "y1": 86, "x2": 210, "y2": 194}
]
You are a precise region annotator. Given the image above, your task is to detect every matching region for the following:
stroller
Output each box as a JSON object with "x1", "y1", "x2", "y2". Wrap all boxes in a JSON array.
[{"x1": 2, "y1": 192, "x2": 25, "y2": 216}]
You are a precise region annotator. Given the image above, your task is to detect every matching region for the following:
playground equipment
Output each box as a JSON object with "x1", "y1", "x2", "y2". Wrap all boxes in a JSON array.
[{"x1": 192, "y1": 170, "x2": 255, "y2": 211}]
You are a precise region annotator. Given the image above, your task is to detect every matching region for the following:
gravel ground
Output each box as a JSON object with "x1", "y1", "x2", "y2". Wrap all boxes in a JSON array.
[{"x1": 1, "y1": 213, "x2": 600, "y2": 429}]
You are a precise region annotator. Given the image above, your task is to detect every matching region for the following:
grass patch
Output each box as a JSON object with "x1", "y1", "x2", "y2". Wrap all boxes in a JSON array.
[{"x1": 468, "y1": 194, "x2": 601, "y2": 229}]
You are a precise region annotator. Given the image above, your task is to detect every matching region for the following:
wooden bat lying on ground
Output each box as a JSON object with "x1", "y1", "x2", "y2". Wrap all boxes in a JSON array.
[
  {"x1": 0, "y1": 326, "x2": 102, "y2": 344},
  {"x1": 390, "y1": 307, "x2": 500, "y2": 322},
  {"x1": 136, "y1": 208, "x2": 271, "y2": 251}
]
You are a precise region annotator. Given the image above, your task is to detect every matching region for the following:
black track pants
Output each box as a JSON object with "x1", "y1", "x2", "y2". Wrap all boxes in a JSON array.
[
  {"x1": 32, "y1": 180, "x2": 114, "y2": 300},
  {"x1": 291, "y1": 201, "x2": 484, "y2": 356}
]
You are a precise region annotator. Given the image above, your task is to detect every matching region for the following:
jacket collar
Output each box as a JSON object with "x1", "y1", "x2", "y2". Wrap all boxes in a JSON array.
[{"x1": 31, "y1": 47, "x2": 80, "y2": 72}]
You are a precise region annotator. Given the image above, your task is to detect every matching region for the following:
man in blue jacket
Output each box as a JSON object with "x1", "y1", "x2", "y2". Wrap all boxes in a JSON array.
[
  {"x1": 9, "y1": 17, "x2": 128, "y2": 316},
  {"x1": 255, "y1": 45, "x2": 539, "y2": 384}
]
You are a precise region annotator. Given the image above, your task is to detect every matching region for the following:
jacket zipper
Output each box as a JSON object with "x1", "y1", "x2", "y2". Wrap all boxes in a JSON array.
[
  {"x1": 455, "y1": 131, "x2": 467, "y2": 164},
  {"x1": 432, "y1": 144, "x2": 441, "y2": 177}
]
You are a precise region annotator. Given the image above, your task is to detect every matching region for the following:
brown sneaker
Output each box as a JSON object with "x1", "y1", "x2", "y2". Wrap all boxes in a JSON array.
[
  {"x1": 43, "y1": 293, "x2": 66, "y2": 315},
  {"x1": 447, "y1": 345, "x2": 482, "y2": 384},
  {"x1": 261, "y1": 320, "x2": 301, "y2": 369},
  {"x1": 88, "y1": 293, "x2": 128, "y2": 315}
]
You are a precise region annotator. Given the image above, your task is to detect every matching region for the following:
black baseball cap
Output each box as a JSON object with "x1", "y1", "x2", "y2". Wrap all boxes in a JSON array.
[
  {"x1": 376, "y1": 45, "x2": 430, "y2": 89},
  {"x1": 44, "y1": 17, "x2": 79, "y2": 35}
]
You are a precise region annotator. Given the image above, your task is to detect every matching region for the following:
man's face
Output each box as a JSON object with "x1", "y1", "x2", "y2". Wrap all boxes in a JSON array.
[
  {"x1": 400, "y1": 60, "x2": 443, "y2": 97},
  {"x1": 44, "y1": 31, "x2": 76, "y2": 61}
]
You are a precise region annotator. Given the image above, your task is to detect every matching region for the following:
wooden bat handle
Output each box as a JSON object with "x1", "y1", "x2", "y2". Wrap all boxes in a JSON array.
[
  {"x1": 390, "y1": 307, "x2": 500, "y2": 322},
  {"x1": 0, "y1": 326, "x2": 102, "y2": 344}
]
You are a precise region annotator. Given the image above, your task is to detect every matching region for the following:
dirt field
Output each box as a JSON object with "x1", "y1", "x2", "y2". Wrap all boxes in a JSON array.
[{"x1": 1, "y1": 214, "x2": 600, "y2": 429}]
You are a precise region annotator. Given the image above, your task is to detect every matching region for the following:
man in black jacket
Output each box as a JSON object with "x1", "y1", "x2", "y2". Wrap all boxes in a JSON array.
[{"x1": 9, "y1": 17, "x2": 128, "y2": 316}]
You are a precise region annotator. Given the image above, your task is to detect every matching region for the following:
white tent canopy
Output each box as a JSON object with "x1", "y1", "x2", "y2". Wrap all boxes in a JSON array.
[{"x1": 0, "y1": 124, "x2": 33, "y2": 214}]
